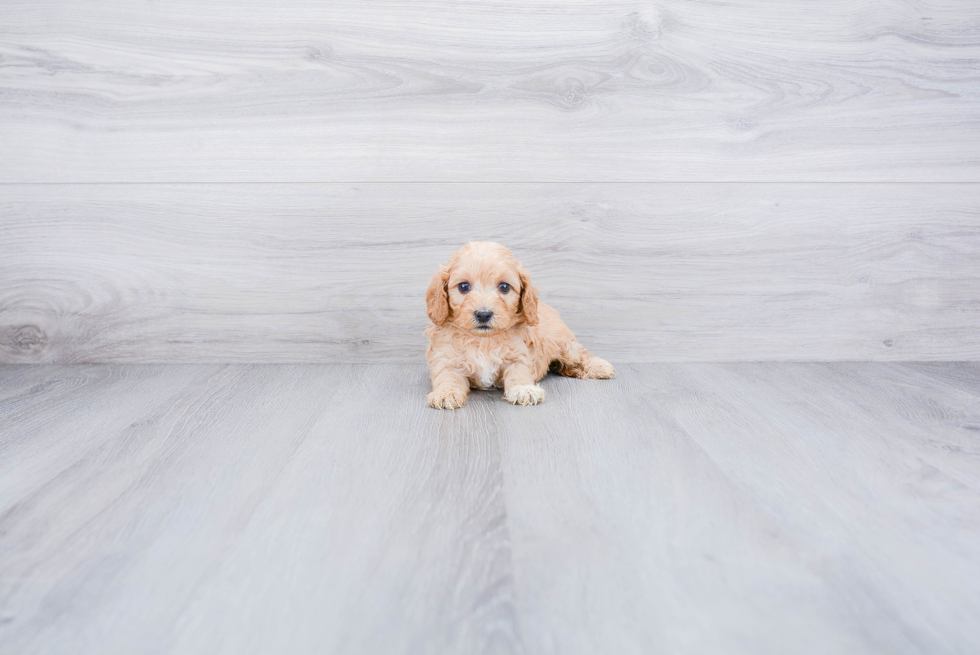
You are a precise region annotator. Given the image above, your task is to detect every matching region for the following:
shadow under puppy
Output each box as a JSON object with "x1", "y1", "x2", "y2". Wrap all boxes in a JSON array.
[{"x1": 425, "y1": 241, "x2": 614, "y2": 409}]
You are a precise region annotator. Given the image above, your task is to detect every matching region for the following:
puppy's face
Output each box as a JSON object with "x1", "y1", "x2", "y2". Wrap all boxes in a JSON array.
[{"x1": 426, "y1": 242, "x2": 538, "y2": 335}]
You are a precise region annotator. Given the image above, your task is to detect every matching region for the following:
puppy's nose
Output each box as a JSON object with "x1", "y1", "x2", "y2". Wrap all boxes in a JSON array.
[{"x1": 474, "y1": 309, "x2": 494, "y2": 324}]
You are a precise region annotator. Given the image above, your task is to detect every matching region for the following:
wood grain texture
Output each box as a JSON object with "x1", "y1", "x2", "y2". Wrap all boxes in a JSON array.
[
  {"x1": 2, "y1": 183, "x2": 978, "y2": 364},
  {"x1": 495, "y1": 362, "x2": 980, "y2": 655},
  {"x1": 1, "y1": 362, "x2": 979, "y2": 654},
  {"x1": 166, "y1": 365, "x2": 519, "y2": 655},
  {"x1": 1, "y1": 0, "x2": 979, "y2": 182},
  {"x1": 0, "y1": 364, "x2": 520, "y2": 655}
]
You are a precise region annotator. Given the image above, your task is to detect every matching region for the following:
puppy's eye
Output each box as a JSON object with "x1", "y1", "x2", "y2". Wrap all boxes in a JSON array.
[
  {"x1": 498, "y1": 282, "x2": 511, "y2": 293},
  {"x1": 458, "y1": 282, "x2": 471, "y2": 294}
]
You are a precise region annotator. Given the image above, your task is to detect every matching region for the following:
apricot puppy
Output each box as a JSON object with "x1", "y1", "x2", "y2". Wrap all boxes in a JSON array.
[{"x1": 425, "y1": 241, "x2": 614, "y2": 409}]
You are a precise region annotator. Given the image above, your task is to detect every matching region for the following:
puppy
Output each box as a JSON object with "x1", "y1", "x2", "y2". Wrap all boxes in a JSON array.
[{"x1": 425, "y1": 241, "x2": 614, "y2": 409}]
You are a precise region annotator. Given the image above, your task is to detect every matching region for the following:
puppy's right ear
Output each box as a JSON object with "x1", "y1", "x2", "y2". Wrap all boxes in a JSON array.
[
  {"x1": 426, "y1": 265, "x2": 451, "y2": 325},
  {"x1": 518, "y1": 267, "x2": 539, "y2": 327}
]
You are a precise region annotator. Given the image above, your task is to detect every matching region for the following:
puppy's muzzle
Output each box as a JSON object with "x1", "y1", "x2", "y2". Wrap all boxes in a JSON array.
[{"x1": 474, "y1": 309, "x2": 493, "y2": 327}]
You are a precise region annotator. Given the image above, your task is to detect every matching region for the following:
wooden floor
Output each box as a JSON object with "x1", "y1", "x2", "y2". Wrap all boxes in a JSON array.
[
  {"x1": 4, "y1": 5, "x2": 978, "y2": 652},
  {"x1": 2, "y1": 362, "x2": 979, "y2": 654}
]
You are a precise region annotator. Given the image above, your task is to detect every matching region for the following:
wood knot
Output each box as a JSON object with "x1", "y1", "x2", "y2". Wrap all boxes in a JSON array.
[{"x1": 6, "y1": 324, "x2": 48, "y2": 353}]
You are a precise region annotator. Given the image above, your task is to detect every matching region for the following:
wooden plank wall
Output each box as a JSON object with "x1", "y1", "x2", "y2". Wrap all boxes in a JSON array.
[{"x1": 1, "y1": 0, "x2": 978, "y2": 363}]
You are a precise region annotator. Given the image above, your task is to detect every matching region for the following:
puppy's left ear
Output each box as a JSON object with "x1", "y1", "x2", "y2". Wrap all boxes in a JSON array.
[
  {"x1": 518, "y1": 268, "x2": 539, "y2": 326},
  {"x1": 426, "y1": 265, "x2": 451, "y2": 325}
]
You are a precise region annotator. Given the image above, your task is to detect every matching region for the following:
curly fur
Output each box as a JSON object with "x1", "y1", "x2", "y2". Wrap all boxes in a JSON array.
[{"x1": 425, "y1": 241, "x2": 614, "y2": 409}]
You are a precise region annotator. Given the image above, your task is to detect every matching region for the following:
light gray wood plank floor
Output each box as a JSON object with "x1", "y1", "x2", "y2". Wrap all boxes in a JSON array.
[{"x1": 2, "y1": 363, "x2": 979, "y2": 654}]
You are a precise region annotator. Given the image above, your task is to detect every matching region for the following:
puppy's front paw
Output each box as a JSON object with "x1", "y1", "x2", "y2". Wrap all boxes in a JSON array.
[
  {"x1": 504, "y1": 384, "x2": 546, "y2": 406},
  {"x1": 585, "y1": 357, "x2": 615, "y2": 379},
  {"x1": 427, "y1": 388, "x2": 467, "y2": 410}
]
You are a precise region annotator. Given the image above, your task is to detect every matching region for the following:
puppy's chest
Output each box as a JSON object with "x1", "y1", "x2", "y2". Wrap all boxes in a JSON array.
[{"x1": 466, "y1": 352, "x2": 502, "y2": 390}]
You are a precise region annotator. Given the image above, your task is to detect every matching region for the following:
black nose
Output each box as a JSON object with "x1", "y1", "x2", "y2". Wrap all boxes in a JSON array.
[{"x1": 474, "y1": 309, "x2": 493, "y2": 324}]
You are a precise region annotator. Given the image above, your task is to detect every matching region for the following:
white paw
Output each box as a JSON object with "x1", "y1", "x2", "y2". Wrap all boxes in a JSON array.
[
  {"x1": 427, "y1": 389, "x2": 467, "y2": 410},
  {"x1": 585, "y1": 357, "x2": 615, "y2": 379},
  {"x1": 504, "y1": 384, "x2": 546, "y2": 406}
]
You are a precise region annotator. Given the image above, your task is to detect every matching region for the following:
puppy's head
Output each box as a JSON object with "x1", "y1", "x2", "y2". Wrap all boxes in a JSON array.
[{"x1": 426, "y1": 241, "x2": 538, "y2": 335}]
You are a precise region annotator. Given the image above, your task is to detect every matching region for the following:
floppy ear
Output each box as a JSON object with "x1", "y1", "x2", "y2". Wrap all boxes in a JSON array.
[
  {"x1": 426, "y1": 265, "x2": 451, "y2": 325},
  {"x1": 518, "y1": 268, "x2": 539, "y2": 326}
]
